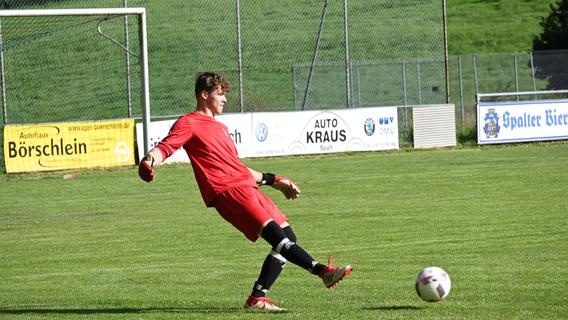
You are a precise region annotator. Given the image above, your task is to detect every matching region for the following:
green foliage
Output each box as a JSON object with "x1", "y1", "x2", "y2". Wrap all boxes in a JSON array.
[
  {"x1": 456, "y1": 124, "x2": 477, "y2": 145},
  {"x1": 446, "y1": 0, "x2": 559, "y2": 55},
  {"x1": 1, "y1": 144, "x2": 568, "y2": 319},
  {"x1": 533, "y1": 0, "x2": 568, "y2": 50},
  {"x1": 532, "y1": 0, "x2": 568, "y2": 89}
]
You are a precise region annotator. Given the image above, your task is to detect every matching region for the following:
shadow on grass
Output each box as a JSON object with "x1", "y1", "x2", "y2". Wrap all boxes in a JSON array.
[
  {"x1": 0, "y1": 306, "x2": 241, "y2": 315},
  {"x1": 363, "y1": 305, "x2": 423, "y2": 311}
]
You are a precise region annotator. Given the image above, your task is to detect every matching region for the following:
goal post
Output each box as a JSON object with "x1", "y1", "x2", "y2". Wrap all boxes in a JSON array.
[
  {"x1": 0, "y1": 8, "x2": 155, "y2": 173},
  {"x1": 0, "y1": 7, "x2": 152, "y2": 157}
]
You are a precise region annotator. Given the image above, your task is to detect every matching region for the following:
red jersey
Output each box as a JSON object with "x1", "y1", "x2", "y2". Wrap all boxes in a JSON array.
[{"x1": 155, "y1": 112, "x2": 256, "y2": 206}]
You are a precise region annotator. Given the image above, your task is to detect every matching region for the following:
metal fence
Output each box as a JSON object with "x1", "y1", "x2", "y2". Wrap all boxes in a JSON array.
[
  {"x1": 0, "y1": 0, "x2": 446, "y2": 118},
  {"x1": 1, "y1": 0, "x2": 568, "y2": 170},
  {"x1": 449, "y1": 50, "x2": 568, "y2": 126},
  {"x1": 0, "y1": 0, "x2": 447, "y2": 169}
]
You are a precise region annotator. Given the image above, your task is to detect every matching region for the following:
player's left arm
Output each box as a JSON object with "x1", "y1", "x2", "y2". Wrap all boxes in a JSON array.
[{"x1": 248, "y1": 167, "x2": 301, "y2": 200}]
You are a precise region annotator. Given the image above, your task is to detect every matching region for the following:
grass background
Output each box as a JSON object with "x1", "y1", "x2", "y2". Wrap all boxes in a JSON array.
[
  {"x1": 1, "y1": 0, "x2": 563, "y2": 168},
  {"x1": 1, "y1": 2, "x2": 567, "y2": 316},
  {"x1": 447, "y1": 0, "x2": 558, "y2": 55},
  {"x1": 0, "y1": 0, "x2": 560, "y2": 122},
  {"x1": 1, "y1": 142, "x2": 567, "y2": 319}
]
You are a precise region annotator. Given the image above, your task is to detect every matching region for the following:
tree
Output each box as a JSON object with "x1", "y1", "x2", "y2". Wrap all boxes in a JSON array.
[{"x1": 532, "y1": 0, "x2": 568, "y2": 90}]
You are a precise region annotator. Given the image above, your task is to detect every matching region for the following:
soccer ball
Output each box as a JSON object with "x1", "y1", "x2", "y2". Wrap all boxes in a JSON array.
[{"x1": 415, "y1": 266, "x2": 451, "y2": 302}]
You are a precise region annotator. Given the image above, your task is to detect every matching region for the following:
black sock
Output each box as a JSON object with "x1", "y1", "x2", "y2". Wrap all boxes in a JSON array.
[
  {"x1": 251, "y1": 252, "x2": 286, "y2": 297},
  {"x1": 312, "y1": 262, "x2": 326, "y2": 275},
  {"x1": 262, "y1": 221, "x2": 324, "y2": 275},
  {"x1": 280, "y1": 242, "x2": 318, "y2": 273}
]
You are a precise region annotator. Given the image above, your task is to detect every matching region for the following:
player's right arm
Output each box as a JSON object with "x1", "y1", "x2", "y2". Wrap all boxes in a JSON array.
[
  {"x1": 138, "y1": 115, "x2": 192, "y2": 183},
  {"x1": 138, "y1": 148, "x2": 164, "y2": 182}
]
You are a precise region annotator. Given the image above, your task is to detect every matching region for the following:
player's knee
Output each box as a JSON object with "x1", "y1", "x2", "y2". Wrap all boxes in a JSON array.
[
  {"x1": 274, "y1": 237, "x2": 295, "y2": 254},
  {"x1": 283, "y1": 225, "x2": 297, "y2": 243},
  {"x1": 262, "y1": 221, "x2": 293, "y2": 252},
  {"x1": 270, "y1": 250, "x2": 287, "y2": 266}
]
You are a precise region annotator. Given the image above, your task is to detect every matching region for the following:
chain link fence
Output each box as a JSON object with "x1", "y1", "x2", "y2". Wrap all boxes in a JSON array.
[
  {"x1": 0, "y1": 0, "x2": 447, "y2": 169},
  {"x1": 0, "y1": 0, "x2": 446, "y2": 116},
  {"x1": 449, "y1": 50, "x2": 568, "y2": 127},
  {"x1": 1, "y1": 0, "x2": 568, "y2": 170}
]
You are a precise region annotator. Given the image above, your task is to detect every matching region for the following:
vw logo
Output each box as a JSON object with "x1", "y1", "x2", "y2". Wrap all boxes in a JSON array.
[{"x1": 255, "y1": 123, "x2": 268, "y2": 142}]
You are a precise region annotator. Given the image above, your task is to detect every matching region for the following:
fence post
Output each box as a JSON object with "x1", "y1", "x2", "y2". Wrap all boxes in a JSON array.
[
  {"x1": 514, "y1": 55, "x2": 519, "y2": 101},
  {"x1": 302, "y1": 0, "x2": 328, "y2": 111},
  {"x1": 123, "y1": 0, "x2": 133, "y2": 118},
  {"x1": 402, "y1": 59, "x2": 408, "y2": 106},
  {"x1": 472, "y1": 55, "x2": 479, "y2": 95},
  {"x1": 402, "y1": 59, "x2": 408, "y2": 133},
  {"x1": 442, "y1": 0, "x2": 450, "y2": 103},
  {"x1": 292, "y1": 65, "x2": 298, "y2": 110},
  {"x1": 530, "y1": 51, "x2": 537, "y2": 100},
  {"x1": 356, "y1": 64, "x2": 361, "y2": 106},
  {"x1": 343, "y1": 0, "x2": 352, "y2": 108},
  {"x1": 0, "y1": 17, "x2": 7, "y2": 125},
  {"x1": 138, "y1": 9, "x2": 152, "y2": 156},
  {"x1": 417, "y1": 61, "x2": 422, "y2": 104},
  {"x1": 458, "y1": 56, "x2": 464, "y2": 125},
  {"x1": 235, "y1": 0, "x2": 244, "y2": 112}
]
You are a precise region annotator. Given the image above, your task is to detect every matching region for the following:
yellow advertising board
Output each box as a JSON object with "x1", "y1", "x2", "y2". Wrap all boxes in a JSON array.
[{"x1": 4, "y1": 119, "x2": 135, "y2": 173}]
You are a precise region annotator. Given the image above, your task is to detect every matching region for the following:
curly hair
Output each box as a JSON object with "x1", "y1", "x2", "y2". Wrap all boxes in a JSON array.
[{"x1": 194, "y1": 72, "x2": 231, "y2": 98}]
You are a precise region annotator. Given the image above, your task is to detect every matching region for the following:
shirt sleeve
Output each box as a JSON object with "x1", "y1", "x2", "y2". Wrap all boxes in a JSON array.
[{"x1": 155, "y1": 116, "x2": 192, "y2": 159}]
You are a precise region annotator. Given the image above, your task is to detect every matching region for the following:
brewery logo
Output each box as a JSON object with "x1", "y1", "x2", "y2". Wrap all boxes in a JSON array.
[{"x1": 483, "y1": 108, "x2": 500, "y2": 139}]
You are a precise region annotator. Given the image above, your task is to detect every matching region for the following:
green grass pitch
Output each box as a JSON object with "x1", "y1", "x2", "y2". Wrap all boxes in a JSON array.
[{"x1": 1, "y1": 143, "x2": 567, "y2": 319}]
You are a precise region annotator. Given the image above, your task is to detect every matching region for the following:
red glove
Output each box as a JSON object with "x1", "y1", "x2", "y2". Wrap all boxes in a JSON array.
[
  {"x1": 138, "y1": 160, "x2": 155, "y2": 182},
  {"x1": 272, "y1": 176, "x2": 301, "y2": 199}
]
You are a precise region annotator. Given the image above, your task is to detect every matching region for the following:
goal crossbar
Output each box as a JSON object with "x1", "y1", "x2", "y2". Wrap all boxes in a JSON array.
[
  {"x1": 0, "y1": 7, "x2": 153, "y2": 156},
  {"x1": 0, "y1": 8, "x2": 146, "y2": 17}
]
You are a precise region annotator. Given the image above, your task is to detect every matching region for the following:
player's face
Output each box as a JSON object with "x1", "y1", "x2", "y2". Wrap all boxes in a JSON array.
[{"x1": 205, "y1": 87, "x2": 227, "y2": 115}]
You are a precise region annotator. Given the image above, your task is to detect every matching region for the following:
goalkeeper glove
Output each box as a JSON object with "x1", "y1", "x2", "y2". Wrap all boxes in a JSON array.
[
  {"x1": 138, "y1": 158, "x2": 155, "y2": 182},
  {"x1": 262, "y1": 173, "x2": 301, "y2": 199}
]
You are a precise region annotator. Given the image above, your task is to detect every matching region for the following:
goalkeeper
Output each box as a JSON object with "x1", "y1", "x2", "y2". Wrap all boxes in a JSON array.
[{"x1": 138, "y1": 72, "x2": 352, "y2": 312}]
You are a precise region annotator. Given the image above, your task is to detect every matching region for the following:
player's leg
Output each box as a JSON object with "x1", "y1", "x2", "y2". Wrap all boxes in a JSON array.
[
  {"x1": 255, "y1": 187, "x2": 353, "y2": 288},
  {"x1": 261, "y1": 220, "x2": 325, "y2": 274},
  {"x1": 262, "y1": 221, "x2": 353, "y2": 288},
  {"x1": 214, "y1": 186, "x2": 352, "y2": 310},
  {"x1": 247, "y1": 222, "x2": 300, "y2": 299},
  {"x1": 244, "y1": 248, "x2": 287, "y2": 312},
  {"x1": 213, "y1": 187, "x2": 289, "y2": 311},
  {"x1": 250, "y1": 250, "x2": 286, "y2": 298}
]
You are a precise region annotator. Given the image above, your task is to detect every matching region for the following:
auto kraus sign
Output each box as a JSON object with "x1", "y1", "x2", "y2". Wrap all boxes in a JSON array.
[{"x1": 296, "y1": 111, "x2": 351, "y2": 154}]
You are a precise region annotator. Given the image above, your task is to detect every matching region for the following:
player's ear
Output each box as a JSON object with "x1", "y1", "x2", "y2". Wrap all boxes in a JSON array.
[{"x1": 199, "y1": 89, "x2": 209, "y2": 100}]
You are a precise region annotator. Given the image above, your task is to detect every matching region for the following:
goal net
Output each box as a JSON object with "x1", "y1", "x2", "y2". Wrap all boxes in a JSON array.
[{"x1": 0, "y1": 8, "x2": 151, "y2": 173}]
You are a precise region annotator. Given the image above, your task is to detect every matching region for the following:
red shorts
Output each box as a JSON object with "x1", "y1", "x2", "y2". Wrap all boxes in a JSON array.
[{"x1": 213, "y1": 185, "x2": 288, "y2": 242}]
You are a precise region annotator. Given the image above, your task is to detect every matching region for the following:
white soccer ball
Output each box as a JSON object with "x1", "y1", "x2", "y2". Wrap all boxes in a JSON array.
[{"x1": 415, "y1": 266, "x2": 451, "y2": 302}]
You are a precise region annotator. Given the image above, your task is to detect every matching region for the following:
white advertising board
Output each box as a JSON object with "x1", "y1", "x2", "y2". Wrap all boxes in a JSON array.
[
  {"x1": 136, "y1": 118, "x2": 188, "y2": 164},
  {"x1": 478, "y1": 100, "x2": 568, "y2": 144},
  {"x1": 135, "y1": 113, "x2": 253, "y2": 163},
  {"x1": 251, "y1": 107, "x2": 399, "y2": 157},
  {"x1": 136, "y1": 107, "x2": 399, "y2": 163}
]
